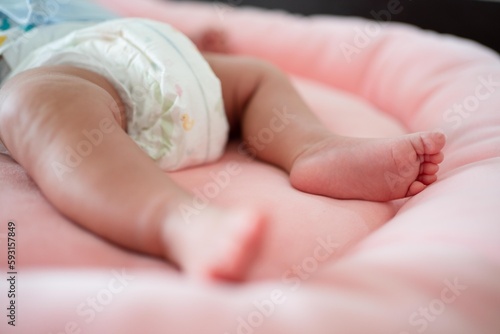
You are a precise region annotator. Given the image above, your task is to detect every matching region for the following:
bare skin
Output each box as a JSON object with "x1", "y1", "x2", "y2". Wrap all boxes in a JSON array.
[{"x1": 0, "y1": 53, "x2": 445, "y2": 281}]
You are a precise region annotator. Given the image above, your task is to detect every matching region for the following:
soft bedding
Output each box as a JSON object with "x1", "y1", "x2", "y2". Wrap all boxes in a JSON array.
[{"x1": 1, "y1": 0, "x2": 499, "y2": 333}]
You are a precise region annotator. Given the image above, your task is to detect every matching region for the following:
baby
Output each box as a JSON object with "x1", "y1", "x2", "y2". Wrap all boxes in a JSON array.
[{"x1": 0, "y1": 1, "x2": 445, "y2": 280}]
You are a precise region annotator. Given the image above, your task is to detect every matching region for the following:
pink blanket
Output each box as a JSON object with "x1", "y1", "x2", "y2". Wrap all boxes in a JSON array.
[{"x1": 1, "y1": 0, "x2": 500, "y2": 333}]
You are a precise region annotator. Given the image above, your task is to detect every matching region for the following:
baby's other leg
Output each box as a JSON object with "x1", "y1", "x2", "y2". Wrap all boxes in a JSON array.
[
  {"x1": 0, "y1": 66, "x2": 263, "y2": 280},
  {"x1": 205, "y1": 54, "x2": 445, "y2": 201}
]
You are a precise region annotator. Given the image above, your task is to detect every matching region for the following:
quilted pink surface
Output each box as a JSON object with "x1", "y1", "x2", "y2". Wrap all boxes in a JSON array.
[{"x1": 1, "y1": 0, "x2": 500, "y2": 333}]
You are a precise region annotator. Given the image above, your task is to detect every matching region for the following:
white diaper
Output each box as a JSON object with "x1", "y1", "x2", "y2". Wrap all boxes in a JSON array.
[{"x1": 7, "y1": 18, "x2": 229, "y2": 171}]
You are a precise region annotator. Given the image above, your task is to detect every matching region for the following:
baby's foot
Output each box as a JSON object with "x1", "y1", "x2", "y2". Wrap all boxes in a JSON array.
[
  {"x1": 290, "y1": 131, "x2": 446, "y2": 201},
  {"x1": 162, "y1": 206, "x2": 265, "y2": 281}
]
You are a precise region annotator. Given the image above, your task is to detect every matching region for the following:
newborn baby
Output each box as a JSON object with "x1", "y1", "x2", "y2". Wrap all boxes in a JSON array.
[{"x1": 0, "y1": 0, "x2": 445, "y2": 280}]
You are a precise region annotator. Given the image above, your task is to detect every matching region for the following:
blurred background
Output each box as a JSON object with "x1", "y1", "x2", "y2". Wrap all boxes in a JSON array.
[{"x1": 172, "y1": 0, "x2": 500, "y2": 54}]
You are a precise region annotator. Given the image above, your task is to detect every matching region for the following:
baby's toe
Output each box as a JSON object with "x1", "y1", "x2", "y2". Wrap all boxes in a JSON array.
[
  {"x1": 422, "y1": 131, "x2": 446, "y2": 154},
  {"x1": 425, "y1": 152, "x2": 444, "y2": 164},
  {"x1": 406, "y1": 181, "x2": 426, "y2": 197},
  {"x1": 421, "y1": 162, "x2": 439, "y2": 175},
  {"x1": 418, "y1": 174, "x2": 438, "y2": 185}
]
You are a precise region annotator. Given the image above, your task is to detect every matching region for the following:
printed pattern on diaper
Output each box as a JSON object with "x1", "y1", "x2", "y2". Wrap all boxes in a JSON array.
[
  {"x1": 181, "y1": 113, "x2": 195, "y2": 131},
  {"x1": 132, "y1": 20, "x2": 227, "y2": 168}
]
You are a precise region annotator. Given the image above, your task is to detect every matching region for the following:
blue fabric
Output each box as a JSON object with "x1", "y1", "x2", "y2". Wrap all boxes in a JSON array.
[{"x1": 0, "y1": 0, "x2": 118, "y2": 27}]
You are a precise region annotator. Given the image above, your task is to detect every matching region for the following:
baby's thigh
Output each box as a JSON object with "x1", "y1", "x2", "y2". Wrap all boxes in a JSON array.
[{"x1": 0, "y1": 65, "x2": 127, "y2": 131}]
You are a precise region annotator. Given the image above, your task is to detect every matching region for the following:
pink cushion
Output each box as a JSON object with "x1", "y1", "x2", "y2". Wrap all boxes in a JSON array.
[{"x1": 2, "y1": 1, "x2": 499, "y2": 333}]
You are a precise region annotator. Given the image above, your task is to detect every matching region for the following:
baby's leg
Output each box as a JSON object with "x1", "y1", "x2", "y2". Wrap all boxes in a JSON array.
[
  {"x1": 206, "y1": 54, "x2": 446, "y2": 201},
  {"x1": 0, "y1": 66, "x2": 263, "y2": 280}
]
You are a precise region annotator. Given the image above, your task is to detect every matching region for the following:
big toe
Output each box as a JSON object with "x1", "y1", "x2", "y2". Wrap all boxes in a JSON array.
[{"x1": 421, "y1": 131, "x2": 446, "y2": 154}]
